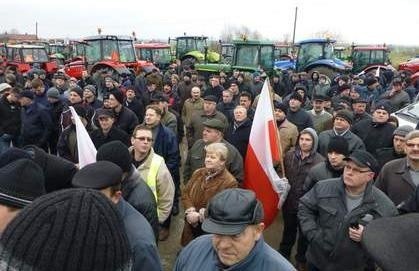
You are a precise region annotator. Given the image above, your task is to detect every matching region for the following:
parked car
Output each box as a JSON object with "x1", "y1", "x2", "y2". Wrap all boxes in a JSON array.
[{"x1": 392, "y1": 101, "x2": 419, "y2": 128}]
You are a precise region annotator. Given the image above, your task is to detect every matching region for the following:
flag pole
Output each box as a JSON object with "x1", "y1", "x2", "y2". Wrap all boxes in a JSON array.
[{"x1": 265, "y1": 78, "x2": 286, "y2": 178}]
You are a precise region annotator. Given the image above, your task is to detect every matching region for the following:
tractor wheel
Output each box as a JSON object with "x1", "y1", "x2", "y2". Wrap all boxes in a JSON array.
[
  {"x1": 181, "y1": 57, "x2": 196, "y2": 69},
  {"x1": 307, "y1": 66, "x2": 336, "y2": 80}
]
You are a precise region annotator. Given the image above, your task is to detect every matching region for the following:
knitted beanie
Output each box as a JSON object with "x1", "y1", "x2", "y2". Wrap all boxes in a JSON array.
[
  {"x1": 0, "y1": 188, "x2": 132, "y2": 271},
  {"x1": 327, "y1": 136, "x2": 350, "y2": 156},
  {"x1": 110, "y1": 90, "x2": 125, "y2": 105},
  {"x1": 334, "y1": 109, "x2": 354, "y2": 125},
  {"x1": 69, "y1": 86, "x2": 84, "y2": 99},
  {"x1": 0, "y1": 147, "x2": 31, "y2": 168},
  {"x1": 0, "y1": 158, "x2": 46, "y2": 208},
  {"x1": 96, "y1": 141, "x2": 133, "y2": 173}
]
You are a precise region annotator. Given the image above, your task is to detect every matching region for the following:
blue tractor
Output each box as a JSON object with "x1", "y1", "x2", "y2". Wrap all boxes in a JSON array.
[{"x1": 275, "y1": 38, "x2": 351, "y2": 77}]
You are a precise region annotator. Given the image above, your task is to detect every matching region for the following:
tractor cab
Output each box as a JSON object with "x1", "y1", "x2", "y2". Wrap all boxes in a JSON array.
[
  {"x1": 4, "y1": 44, "x2": 57, "y2": 75},
  {"x1": 135, "y1": 43, "x2": 172, "y2": 70},
  {"x1": 293, "y1": 38, "x2": 350, "y2": 77},
  {"x1": 274, "y1": 43, "x2": 293, "y2": 61},
  {"x1": 350, "y1": 45, "x2": 390, "y2": 74},
  {"x1": 232, "y1": 40, "x2": 275, "y2": 73},
  {"x1": 220, "y1": 43, "x2": 234, "y2": 64},
  {"x1": 169, "y1": 35, "x2": 220, "y2": 67}
]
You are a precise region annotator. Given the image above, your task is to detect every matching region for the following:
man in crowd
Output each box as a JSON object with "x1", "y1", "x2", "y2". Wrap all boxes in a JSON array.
[
  {"x1": 376, "y1": 130, "x2": 419, "y2": 206},
  {"x1": 174, "y1": 188, "x2": 295, "y2": 270},
  {"x1": 307, "y1": 94, "x2": 333, "y2": 134},
  {"x1": 376, "y1": 125, "x2": 413, "y2": 167},
  {"x1": 287, "y1": 92, "x2": 313, "y2": 132},
  {"x1": 225, "y1": 105, "x2": 252, "y2": 160},
  {"x1": 298, "y1": 150, "x2": 397, "y2": 271},
  {"x1": 274, "y1": 102, "x2": 298, "y2": 158},
  {"x1": 72, "y1": 161, "x2": 162, "y2": 271}
]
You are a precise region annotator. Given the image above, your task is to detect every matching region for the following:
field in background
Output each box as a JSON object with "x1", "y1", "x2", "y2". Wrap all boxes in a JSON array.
[{"x1": 389, "y1": 46, "x2": 419, "y2": 68}]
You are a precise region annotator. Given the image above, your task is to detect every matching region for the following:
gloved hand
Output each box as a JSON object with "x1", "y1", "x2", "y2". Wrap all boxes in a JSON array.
[{"x1": 186, "y1": 211, "x2": 200, "y2": 226}]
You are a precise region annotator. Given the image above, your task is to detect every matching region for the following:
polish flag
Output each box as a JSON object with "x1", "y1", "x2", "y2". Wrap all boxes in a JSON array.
[
  {"x1": 243, "y1": 79, "x2": 288, "y2": 227},
  {"x1": 69, "y1": 106, "x2": 97, "y2": 168}
]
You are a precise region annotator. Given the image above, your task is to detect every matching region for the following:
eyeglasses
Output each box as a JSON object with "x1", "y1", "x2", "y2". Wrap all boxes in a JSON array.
[
  {"x1": 134, "y1": 136, "x2": 153, "y2": 142},
  {"x1": 344, "y1": 164, "x2": 371, "y2": 174}
]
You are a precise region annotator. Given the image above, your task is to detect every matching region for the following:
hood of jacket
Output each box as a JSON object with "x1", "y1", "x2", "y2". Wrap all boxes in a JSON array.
[{"x1": 297, "y1": 127, "x2": 319, "y2": 156}]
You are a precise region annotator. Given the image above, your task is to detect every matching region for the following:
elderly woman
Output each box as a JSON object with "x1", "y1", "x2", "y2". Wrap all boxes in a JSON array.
[{"x1": 181, "y1": 142, "x2": 238, "y2": 246}]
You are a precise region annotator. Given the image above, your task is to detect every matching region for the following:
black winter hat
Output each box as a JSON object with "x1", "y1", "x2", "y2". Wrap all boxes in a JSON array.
[
  {"x1": 110, "y1": 90, "x2": 125, "y2": 104},
  {"x1": 289, "y1": 92, "x2": 304, "y2": 103},
  {"x1": 0, "y1": 159, "x2": 46, "y2": 208},
  {"x1": 0, "y1": 188, "x2": 132, "y2": 271},
  {"x1": 18, "y1": 90, "x2": 34, "y2": 100},
  {"x1": 69, "y1": 86, "x2": 83, "y2": 98},
  {"x1": 362, "y1": 213, "x2": 419, "y2": 271},
  {"x1": 335, "y1": 109, "x2": 354, "y2": 125},
  {"x1": 374, "y1": 100, "x2": 392, "y2": 115},
  {"x1": 97, "y1": 141, "x2": 133, "y2": 173},
  {"x1": 22, "y1": 145, "x2": 77, "y2": 193},
  {"x1": 0, "y1": 147, "x2": 31, "y2": 168},
  {"x1": 273, "y1": 101, "x2": 288, "y2": 115},
  {"x1": 294, "y1": 84, "x2": 307, "y2": 93},
  {"x1": 327, "y1": 136, "x2": 349, "y2": 156},
  {"x1": 72, "y1": 161, "x2": 123, "y2": 189}
]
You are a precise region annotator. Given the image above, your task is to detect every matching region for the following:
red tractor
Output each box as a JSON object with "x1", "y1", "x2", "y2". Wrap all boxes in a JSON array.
[
  {"x1": 134, "y1": 43, "x2": 172, "y2": 70},
  {"x1": 398, "y1": 57, "x2": 419, "y2": 77},
  {"x1": 350, "y1": 45, "x2": 391, "y2": 75},
  {"x1": 3, "y1": 44, "x2": 57, "y2": 75},
  {"x1": 65, "y1": 35, "x2": 156, "y2": 80}
]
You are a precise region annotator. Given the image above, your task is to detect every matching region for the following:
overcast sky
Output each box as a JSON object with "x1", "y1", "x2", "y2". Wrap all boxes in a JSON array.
[{"x1": 2, "y1": 0, "x2": 418, "y2": 45}]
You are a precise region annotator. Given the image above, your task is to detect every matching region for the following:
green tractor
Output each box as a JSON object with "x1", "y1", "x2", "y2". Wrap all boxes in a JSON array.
[
  {"x1": 195, "y1": 39, "x2": 275, "y2": 76},
  {"x1": 169, "y1": 35, "x2": 220, "y2": 67}
]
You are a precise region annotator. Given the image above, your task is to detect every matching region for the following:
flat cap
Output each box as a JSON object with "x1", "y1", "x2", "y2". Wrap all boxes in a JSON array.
[
  {"x1": 203, "y1": 118, "x2": 225, "y2": 132},
  {"x1": 72, "y1": 161, "x2": 123, "y2": 189}
]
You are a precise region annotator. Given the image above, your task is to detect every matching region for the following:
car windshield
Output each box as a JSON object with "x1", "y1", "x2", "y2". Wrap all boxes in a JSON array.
[
  {"x1": 50, "y1": 45, "x2": 65, "y2": 54},
  {"x1": 260, "y1": 46, "x2": 274, "y2": 69},
  {"x1": 152, "y1": 48, "x2": 171, "y2": 64},
  {"x1": 236, "y1": 45, "x2": 259, "y2": 67},
  {"x1": 22, "y1": 48, "x2": 49, "y2": 63},
  {"x1": 404, "y1": 103, "x2": 419, "y2": 118},
  {"x1": 297, "y1": 42, "x2": 334, "y2": 65}
]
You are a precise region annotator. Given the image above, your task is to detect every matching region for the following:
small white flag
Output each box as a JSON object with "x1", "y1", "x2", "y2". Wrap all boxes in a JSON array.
[{"x1": 69, "y1": 106, "x2": 97, "y2": 168}]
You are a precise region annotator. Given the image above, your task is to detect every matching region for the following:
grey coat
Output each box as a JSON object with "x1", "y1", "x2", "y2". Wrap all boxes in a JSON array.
[
  {"x1": 317, "y1": 129, "x2": 365, "y2": 157},
  {"x1": 375, "y1": 157, "x2": 417, "y2": 206},
  {"x1": 298, "y1": 178, "x2": 397, "y2": 271}
]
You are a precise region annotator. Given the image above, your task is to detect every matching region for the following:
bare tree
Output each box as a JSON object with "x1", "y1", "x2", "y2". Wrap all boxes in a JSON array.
[
  {"x1": 313, "y1": 30, "x2": 342, "y2": 41},
  {"x1": 220, "y1": 24, "x2": 264, "y2": 42},
  {"x1": 9, "y1": 28, "x2": 20, "y2": 34}
]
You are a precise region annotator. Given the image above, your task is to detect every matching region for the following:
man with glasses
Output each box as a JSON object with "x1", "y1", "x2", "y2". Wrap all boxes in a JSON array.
[
  {"x1": 130, "y1": 124, "x2": 174, "y2": 241},
  {"x1": 298, "y1": 150, "x2": 397, "y2": 271},
  {"x1": 376, "y1": 130, "x2": 419, "y2": 206}
]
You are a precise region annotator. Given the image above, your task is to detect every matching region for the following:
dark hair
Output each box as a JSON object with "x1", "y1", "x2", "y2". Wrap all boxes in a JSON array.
[{"x1": 240, "y1": 91, "x2": 253, "y2": 101}]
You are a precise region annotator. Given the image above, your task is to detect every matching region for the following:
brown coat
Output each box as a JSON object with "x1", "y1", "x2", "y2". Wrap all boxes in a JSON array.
[
  {"x1": 180, "y1": 167, "x2": 238, "y2": 246},
  {"x1": 278, "y1": 119, "x2": 298, "y2": 157}
]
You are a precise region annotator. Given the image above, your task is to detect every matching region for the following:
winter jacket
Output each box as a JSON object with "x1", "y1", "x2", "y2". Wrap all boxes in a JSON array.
[
  {"x1": 352, "y1": 112, "x2": 372, "y2": 125},
  {"x1": 21, "y1": 102, "x2": 52, "y2": 148},
  {"x1": 286, "y1": 108, "x2": 313, "y2": 132},
  {"x1": 225, "y1": 118, "x2": 252, "y2": 159},
  {"x1": 181, "y1": 168, "x2": 238, "y2": 246},
  {"x1": 117, "y1": 199, "x2": 162, "y2": 271},
  {"x1": 184, "y1": 139, "x2": 244, "y2": 184},
  {"x1": 90, "y1": 126, "x2": 130, "y2": 149},
  {"x1": 375, "y1": 157, "x2": 417, "y2": 206},
  {"x1": 298, "y1": 179, "x2": 397, "y2": 271},
  {"x1": 182, "y1": 97, "x2": 204, "y2": 125},
  {"x1": 375, "y1": 147, "x2": 405, "y2": 168},
  {"x1": 398, "y1": 185, "x2": 419, "y2": 213},
  {"x1": 216, "y1": 102, "x2": 235, "y2": 124},
  {"x1": 122, "y1": 166, "x2": 159, "y2": 240},
  {"x1": 281, "y1": 128, "x2": 324, "y2": 213},
  {"x1": 174, "y1": 235, "x2": 295, "y2": 271},
  {"x1": 0, "y1": 95, "x2": 21, "y2": 136},
  {"x1": 57, "y1": 125, "x2": 78, "y2": 163},
  {"x1": 307, "y1": 109, "x2": 333, "y2": 134},
  {"x1": 23, "y1": 145, "x2": 77, "y2": 192},
  {"x1": 186, "y1": 110, "x2": 227, "y2": 147},
  {"x1": 113, "y1": 106, "x2": 139, "y2": 136},
  {"x1": 278, "y1": 119, "x2": 299, "y2": 157},
  {"x1": 135, "y1": 148, "x2": 175, "y2": 223},
  {"x1": 351, "y1": 119, "x2": 395, "y2": 157},
  {"x1": 304, "y1": 161, "x2": 343, "y2": 192},
  {"x1": 318, "y1": 129, "x2": 365, "y2": 157},
  {"x1": 124, "y1": 98, "x2": 144, "y2": 123}
]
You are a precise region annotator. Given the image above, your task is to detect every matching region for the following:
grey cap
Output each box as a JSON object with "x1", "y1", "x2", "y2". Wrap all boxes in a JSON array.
[
  {"x1": 203, "y1": 118, "x2": 225, "y2": 132},
  {"x1": 46, "y1": 87, "x2": 60, "y2": 99},
  {"x1": 393, "y1": 125, "x2": 414, "y2": 137},
  {"x1": 0, "y1": 83, "x2": 12, "y2": 93}
]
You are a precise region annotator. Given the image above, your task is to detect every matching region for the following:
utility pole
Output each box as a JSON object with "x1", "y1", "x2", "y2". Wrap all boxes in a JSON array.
[
  {"x1": 292, "y1": 6, "x2": 298, "y2": 45},
  {"x1": 35, "y1": 22, "x2": 38, "y2": 39}
]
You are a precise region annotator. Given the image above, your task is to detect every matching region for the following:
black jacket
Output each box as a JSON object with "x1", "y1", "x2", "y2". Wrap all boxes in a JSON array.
[
  {"x1": 304, "y1": 161, "x2": 343, "y2": 192},
  {"x1": 286, "y1": 108, "x2": 313, "y2": 132},
  {"x1": 225, "y1": 118, "x2": 252, "y2": 159},
  {"x1": 298, "y1": 178, "x2": 397, "y2": 271},
  {"x1": 122, "y1": 166, "x2": 159, "y2": 240},
  {"x1": 90, "y1": 126, "x2": 130, "y2": 149},
  {"x1": 0, "y1": 95, "x2": 21, "y2": 136},
  {"x1": 113, "y1": 106, "x2": 139, "y2": 136}
]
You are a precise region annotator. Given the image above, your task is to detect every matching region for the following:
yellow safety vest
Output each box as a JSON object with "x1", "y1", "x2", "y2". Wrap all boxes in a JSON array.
[{"x1": 146, "y1": 154, "x2": 165, "y2": 204}]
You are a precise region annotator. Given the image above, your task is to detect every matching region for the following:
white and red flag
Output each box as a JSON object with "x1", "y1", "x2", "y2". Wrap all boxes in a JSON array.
[
  {"x1": 69, "y1": 106, "x2": 97, "y2": 168},
  {"x1": 243, "y1": 79, "x2": 290, "y2": 227}
]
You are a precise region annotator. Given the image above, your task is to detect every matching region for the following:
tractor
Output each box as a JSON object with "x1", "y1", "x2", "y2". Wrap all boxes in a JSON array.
[
  {"x1": 220, "y1": 43, "x2": 234, "y2": 64},
  {"x1": 3, "y1": 44, "x2": 57, "y2": 75},
  {"x1": 134, "y1": 43, "x2": 173, "y2": 70},
  {"x1": 169, "y1": 35, "x2": 220, "y2": 68},
  {"x1": 274, "y1": 43, "x2": 294, "y2": 61},
  {"x1": 350, "y1": 44, "x2": 391, "y2": 75},
  {"x1": 64, "y1": 35, "x2": 156, "y2": 80},
  {"x1": 398, "y1": 57, "x2": 419, "y2": 78},
  {"x1": 195, "y1": 39, "x2": 275, "y2": 77},
  {"x1": 275, "y1": 38, "x2": 351, "y2": 77}
]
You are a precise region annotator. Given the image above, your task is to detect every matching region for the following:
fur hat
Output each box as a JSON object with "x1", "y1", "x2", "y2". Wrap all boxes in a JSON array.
[{"x1": 327, "y1": 136, "x2": 349, "y2": 156}]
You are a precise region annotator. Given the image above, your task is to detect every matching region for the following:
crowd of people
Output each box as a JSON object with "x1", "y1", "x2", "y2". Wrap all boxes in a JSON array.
[{"x1": 0, "y1": 61, "x2": 419, "y2": 271}]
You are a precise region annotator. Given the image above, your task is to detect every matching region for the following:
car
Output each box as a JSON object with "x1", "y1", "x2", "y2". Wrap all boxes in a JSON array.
[{"x1": 391, "y1": 101, "x2": 419, "y2": 128}]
